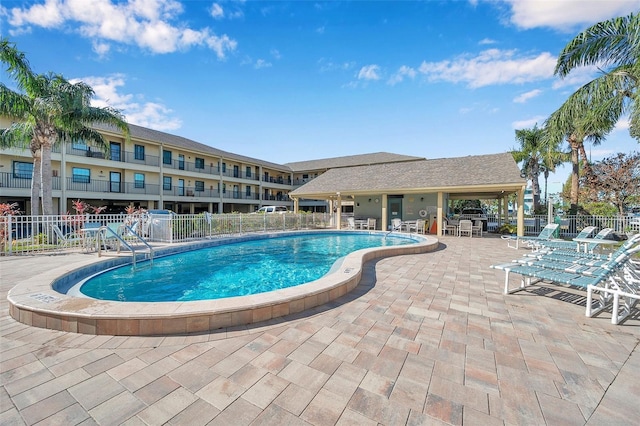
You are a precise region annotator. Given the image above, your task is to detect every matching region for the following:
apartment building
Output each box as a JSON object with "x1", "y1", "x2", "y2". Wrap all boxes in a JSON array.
[{"x1": 0, "y1": 118, "x2": 295, "y2": 215}]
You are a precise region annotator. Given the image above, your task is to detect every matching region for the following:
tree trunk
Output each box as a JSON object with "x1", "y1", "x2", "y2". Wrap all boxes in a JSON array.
[
  {"x1": 544, "y1": 169, "x2": 550, "y2": 203},
  {"x1": 569, "y1": 134, "x2": 580, "y2": 214},
  {"x1": 41, "y1": 139, "x2": 54, "y2": 215},
  {"x1": 530, "y1": 160, "x2": 541, "y2": 212},
  {"x1": 578, "y1": 143, "x2": 593, "y2": 178},
  {"x1": 36, "y1": 123, "x2": 56, "y2": 215},
  {"x1": 30, "y1": 141, "x2": 42, "y2": 216}
]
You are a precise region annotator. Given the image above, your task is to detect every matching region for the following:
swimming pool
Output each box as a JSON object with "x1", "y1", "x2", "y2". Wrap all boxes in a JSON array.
[
  {"x1": 8, "y1": 231, "x2": 439, "y2": 335},
  {"x1": 78, "y1": 233, "x2": 416, "y2": 302}
]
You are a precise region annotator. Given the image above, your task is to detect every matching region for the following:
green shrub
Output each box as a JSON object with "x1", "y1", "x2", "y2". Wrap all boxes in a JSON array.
[{"x1": 496, "y1": 224, "x2": 517, "y2": 234}]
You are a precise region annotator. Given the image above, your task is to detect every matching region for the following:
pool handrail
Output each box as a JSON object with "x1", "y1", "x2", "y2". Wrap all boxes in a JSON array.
[{"x1": 98, "y1": 224, "x2": 154, "y2": 271}]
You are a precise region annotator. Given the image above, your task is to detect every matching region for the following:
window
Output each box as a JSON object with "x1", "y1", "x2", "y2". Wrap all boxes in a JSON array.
[
  {"x1": 221, "y1": 162, "x2": 226, "y2": 173},
  {"x1": 134, "y1": 145, "x2": 145, "y2": 161},
  {"x1": 178, "y1": 154, "x2": 185, "y2": 170},
  {"x1": 72, "y1": 168, "x2": 90, "y2": 183},
  {"x1": 134, "y1": 173, "x2": 145, "y2": 188},
  {"x1": 110, "y1": 142, "x2": 121, "y2": 161},
  {"x1": 246, "y1": 166, "x2": 251, "y2": 178},
  {"x1": 72, "y1": 140, "x2": 87, "y2": 150},
  {"x1": 13, "y1": 161, "x2": 33, "y2": 179},
  {"x1": 195, "y1": 180, "x2": 204, "y2": 192},
  {"x1": 163, "y1": 176, "x2": 172, "y2": 190},
  {"x1": 222, "y1": 183, "x2": 226, "y2": 194},
  {"x1": 245, "y1": 186, "x2": 251, "y2": 196},
  {"x1": 163, "y1": 150, "x2": 172, "y2": 165},
  {"x1": 195, "y1": 157, "x2": 204, "y2": 169},
  {"x1": 233, "y1": 165, "x2": 239, "y2": 178}
]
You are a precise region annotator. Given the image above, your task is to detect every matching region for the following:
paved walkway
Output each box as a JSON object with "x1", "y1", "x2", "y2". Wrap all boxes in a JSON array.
[{"x1": 1, "y1": 236, "x2": 639, "y2": 425}]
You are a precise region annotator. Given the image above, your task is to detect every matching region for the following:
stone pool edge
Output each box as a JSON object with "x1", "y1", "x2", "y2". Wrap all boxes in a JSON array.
[{"x1": 8, "y1": 231, "x2": 439, "y2": 336}]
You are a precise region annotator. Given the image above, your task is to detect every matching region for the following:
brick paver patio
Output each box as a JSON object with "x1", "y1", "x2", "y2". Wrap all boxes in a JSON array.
[{"x1": 1, "y1": 235, "x2": 639, "y2": 425}]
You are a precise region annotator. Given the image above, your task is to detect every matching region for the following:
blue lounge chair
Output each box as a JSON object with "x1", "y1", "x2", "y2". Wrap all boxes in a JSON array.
[
  {"x1": 491, "y1": 237, "x2": 640, "y2": 324},
  {"x1": 501, "y1": 223, "x2": 559, "y2": 249},
  {"x1": 529, "y1": 225, "x2": 597, "y2": 252}
]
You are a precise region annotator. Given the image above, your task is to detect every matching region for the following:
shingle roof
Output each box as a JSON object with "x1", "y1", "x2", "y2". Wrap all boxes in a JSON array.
[
  {"x1": 94, "y1": 122, "x2": 291, "y2": 171},
  {"x1": 290, "y1": 152, "x2": 524, "y2": 196},
  {"x1": 285, "y1": 152, "x2": 425, "y2": 172}
]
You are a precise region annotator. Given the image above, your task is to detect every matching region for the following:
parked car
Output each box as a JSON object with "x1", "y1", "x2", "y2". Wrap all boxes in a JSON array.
[{"x1": 255, "y1": 206, "x2": 288, "y2": 214}]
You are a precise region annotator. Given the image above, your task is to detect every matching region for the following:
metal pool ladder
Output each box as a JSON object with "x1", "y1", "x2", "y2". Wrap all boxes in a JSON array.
[{"x1": 97, "y1": 224, "x2": 154, "y2": 271}]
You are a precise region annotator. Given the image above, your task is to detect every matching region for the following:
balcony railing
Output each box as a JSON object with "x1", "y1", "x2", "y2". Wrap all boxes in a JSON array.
[{"x1": 0, "y1": 173, "x2": 61, "y2": 190}]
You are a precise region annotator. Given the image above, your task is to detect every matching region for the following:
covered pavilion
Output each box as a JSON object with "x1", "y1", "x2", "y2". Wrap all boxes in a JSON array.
[{"x1": 289, "y1": 152, "x2": 527, "y2": 236}]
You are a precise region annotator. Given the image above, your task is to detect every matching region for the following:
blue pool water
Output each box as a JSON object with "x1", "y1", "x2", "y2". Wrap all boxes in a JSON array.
[{"x1": 79, "y1": 232, "x2": 418, "y2": 302}]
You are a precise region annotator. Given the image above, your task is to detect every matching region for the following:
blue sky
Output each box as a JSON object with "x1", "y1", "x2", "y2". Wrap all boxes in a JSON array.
[{"x1": 2, "y1": 0, "x2": 639, "y2": 195}]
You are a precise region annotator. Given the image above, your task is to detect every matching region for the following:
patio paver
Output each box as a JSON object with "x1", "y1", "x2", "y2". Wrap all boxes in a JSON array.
[{"x1": 1, "y1": 235, "x2": 639, "y2": 425}]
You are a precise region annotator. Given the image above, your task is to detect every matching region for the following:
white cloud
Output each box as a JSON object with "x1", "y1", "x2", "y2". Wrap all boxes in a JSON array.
[
  {"x1": 502, "y1": 0, "x2": 640, "y2": 31},
  {"x1": 4, "y1": 0, "x2": 237, "y2": 58},
  {"x1": 357, "y1": 64, "x2": 381, "y2": 81},
  {"x1": 254, "y1": 59, "x2": 272, "y2": 69},
  {"x1": 418, "y1": 49, "x2": 556, "y2": 88},
  {"x1": 72, "y1": 74, "x2": 182, "y2": 131},
  {"x1": 6, "y1": 0, "x2": 65, "y2": 28},
  {"x1": 318, "y1": 58, "x2": 356, "y2": 73},
  {"x1": 513, "y1": 89, "x2": 542, "y2": 103},
  {"x1": 210, "y1": 3, "x2": 224, "y2": 19},
  {"x1": 92, "y1": 40, "x2": 111, "y2": 57},
  {"x1": 387, "y1": 65, "x2": 416, "y2": 86},
  {"x1": 270, "y1": 49, "x2": 281, "y2": 59},
  {"x1": 478, "y1": 38, "x2": 496, "y2": 45},
  {"x1": 551, "y1": 65, "x2": 600, "y2": 90},
  {"x1": 511, "y1": 115, "x2": 547, "y2": 129}
]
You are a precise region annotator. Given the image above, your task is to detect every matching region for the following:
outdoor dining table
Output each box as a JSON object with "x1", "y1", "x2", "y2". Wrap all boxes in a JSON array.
[
  {"x1": 80, "y1": 225, "x2": 102, "y2": 252},
  {"x1": 572, "y1": 237, "x2": 619, "y2": 253}
]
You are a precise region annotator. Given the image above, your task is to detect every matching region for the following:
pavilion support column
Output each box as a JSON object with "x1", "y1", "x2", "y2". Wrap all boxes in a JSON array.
[
  {"x1": 437, "y1": 192, "x2": 444, "y2": 236},
  {"x1": 381, "y1": 194, "x2": 388, "y2": 230},
  {"x1": 517, "y1": 186, "x2": 525, "y2": 236},
  {"x1": 336, "y1": 192, "x2": 342, "y2": 230},
  {"x1": 208, "y1": 202, "x2": 213, "y2": 213},
  {"x1": 502, "y1": 196, "x2": 509, "y2": 226},
  {"x1": 293, "y1": 198, "x2": 299, "y2": 213}
]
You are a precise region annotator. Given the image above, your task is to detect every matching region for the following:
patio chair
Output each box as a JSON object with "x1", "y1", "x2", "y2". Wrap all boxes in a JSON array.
[
  {"x1": 443, "y1": 218, "x2": 457, "y2": 235},
  {"x1": 458, "y1": 220, "x2": 473, "y2": 237},
  {"x1": 364, "y1": 217, "x2": 377, "y2": 230},
  {"x1": 501, "y1": 223, "x2": 559, "y2": 249},
  {"x1": 588, "y1": 263, "x2": 640, "y2": 324},
  {"x1": 472, "y1": 220, "x2": 483, "y2": 237},
  {"x1": 413, "y1": 218, "x2": 426, "y2": 234},
  {"x1": 391, "y1": 218, "x2": 402, "y2": 232},
  {"x1": 52, "y1": 224, "x2": 83, "y2": 249},
  {"x1": 346, "y1": 217, "x2": 355, "y2": 230}
]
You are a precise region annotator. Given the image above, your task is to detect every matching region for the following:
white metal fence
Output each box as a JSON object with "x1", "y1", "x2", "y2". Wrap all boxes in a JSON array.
[
  {"x1": 0, "y1": 212, "x2": 332, "y2": 256},
  {"x1": 2, "y1": 212, "x2": 637, "y2": 256},
  {"x1": 486, "y1": 213, "x2": 639, "y2": 237}
]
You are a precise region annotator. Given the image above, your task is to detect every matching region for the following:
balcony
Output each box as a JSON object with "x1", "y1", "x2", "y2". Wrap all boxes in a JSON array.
[{"x1": 0, "y1": 172, "x2": 61, "y2": 190}]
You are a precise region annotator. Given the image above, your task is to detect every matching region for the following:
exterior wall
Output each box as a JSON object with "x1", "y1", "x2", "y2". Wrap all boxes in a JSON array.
[{"x1": 0, "y1": 120, "x2": 295, "y2": 214}]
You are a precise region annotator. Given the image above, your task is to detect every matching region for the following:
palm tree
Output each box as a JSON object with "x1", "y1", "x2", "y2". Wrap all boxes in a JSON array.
[
  {"x1": 545, "y1": 13, "x2": 640, "y2": 213},
  {"x1": 0, "y1": 38, "x2": 129, "y2": 215},
  {"x1": 540, "y1": 142, "x2": 569, "y2": 203},
  {"x1": 511, "y1": 125, "x2": 547, "y2": 212}
]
